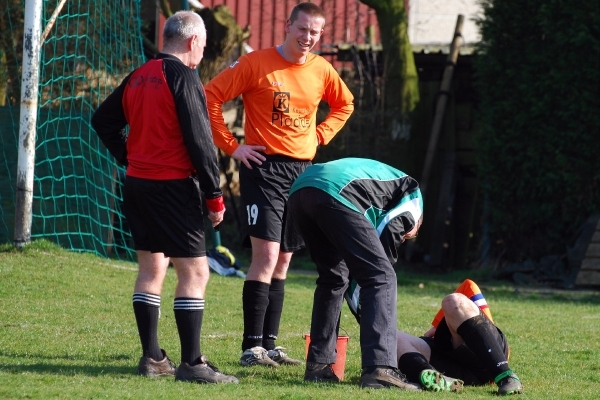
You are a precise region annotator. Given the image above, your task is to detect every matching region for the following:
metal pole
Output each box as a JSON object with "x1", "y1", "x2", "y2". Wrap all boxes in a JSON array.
[
  {"x1": 14, "y1": 0, "x2": 43, "y2": 248},
  {"x1": 419, "y1": 14, "x2": 464, "y2": 196},
  {"x1": 40, "y1": 0, "x2": 68, "y2": 46}
]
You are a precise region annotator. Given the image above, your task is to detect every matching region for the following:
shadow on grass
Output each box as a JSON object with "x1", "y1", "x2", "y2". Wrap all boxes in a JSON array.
[
  {"x1": 0, "y1": 357, "x2": 135, "y2": 377},
  {"x1": 0, "y1": 350, "x2": 133, "y2": 362},
  {"x1": 0, "y1": 350, "x2": 140, "y2": 377}
]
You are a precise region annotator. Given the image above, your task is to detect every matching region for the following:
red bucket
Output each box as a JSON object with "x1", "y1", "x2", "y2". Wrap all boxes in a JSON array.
[{"x1": 304, "y1": 334, "x2": 350, "y2": 381}]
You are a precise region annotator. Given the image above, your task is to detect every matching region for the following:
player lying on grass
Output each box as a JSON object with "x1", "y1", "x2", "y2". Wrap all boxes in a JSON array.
[{"x1": 345, "y1": 279, "x2": 524, "y2": 395}]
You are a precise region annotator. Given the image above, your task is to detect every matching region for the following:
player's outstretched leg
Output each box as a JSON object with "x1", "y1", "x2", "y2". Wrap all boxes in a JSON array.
[
  {"x1": 496, "y1": 372, "x2": 524, "y2": 395},
  {"x1": 419, "y1": 369, "x2": 464, "y2": 392}
]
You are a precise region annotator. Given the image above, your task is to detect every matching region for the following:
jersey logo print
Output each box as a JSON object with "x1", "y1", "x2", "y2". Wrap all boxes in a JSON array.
[
  {"x1": 128, "y1": 75, "x2": 164, "y2": 89},
  {"x1": 272, "y1": 92, "x2": 290, "y2": 113}
]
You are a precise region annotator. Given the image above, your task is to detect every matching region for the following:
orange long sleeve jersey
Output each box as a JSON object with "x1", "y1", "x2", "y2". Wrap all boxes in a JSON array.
[{"x1": 204, "y1": 47, "x2": 354, "y2": 160}]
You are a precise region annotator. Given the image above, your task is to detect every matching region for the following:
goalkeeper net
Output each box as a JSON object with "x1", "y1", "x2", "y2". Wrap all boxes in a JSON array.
[{"x1": 0, "y1": 0, "x2": 146, "y2": 259}]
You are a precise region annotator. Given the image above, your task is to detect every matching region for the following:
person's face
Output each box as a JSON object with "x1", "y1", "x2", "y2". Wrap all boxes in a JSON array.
[
  {"x1": 284, "y1": 12, "x2": 324, "y2": 59},
  {"x1": 189, "y1": 34, "x2": 206, "y2": 69}
]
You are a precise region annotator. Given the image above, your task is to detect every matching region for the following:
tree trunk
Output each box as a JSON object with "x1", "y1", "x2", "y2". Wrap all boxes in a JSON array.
[
  {"x1": 0, "y1": 1, "x2": 24, "y2": 106},
  {"x1": 360, "y1": 0, "x2": 420, "y2": 140},
  {"x1": 198, "y1": 6, "x2": 249, "y2": 84},
  {"x1": 361, "y1": 0, "x2": 419, "y2": 115}
]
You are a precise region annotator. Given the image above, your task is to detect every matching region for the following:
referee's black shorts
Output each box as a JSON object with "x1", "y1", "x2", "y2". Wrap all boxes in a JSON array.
[
  {"x1": 123, "y1": 175, "x2": 207, "y2": 257},
  {"x1": 239, "y1": 155, "x2": 310, "y2": 252}
]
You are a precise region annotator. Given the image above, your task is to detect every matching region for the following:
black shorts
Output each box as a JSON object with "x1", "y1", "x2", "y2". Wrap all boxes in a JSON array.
[
  {"x1": 239, "y1": 155, "x2": 310, "y2": 252},
  {"x1": 421, "y1": 315, "x2": 510, "y2": 385},
  {"x1": 123, "y1": 175, "x2": 206, "y2": 257}
]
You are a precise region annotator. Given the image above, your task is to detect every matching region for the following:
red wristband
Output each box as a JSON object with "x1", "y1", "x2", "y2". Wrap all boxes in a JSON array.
[{"x1": 205, "y1": 196, "x2": 225, "y2": 213}]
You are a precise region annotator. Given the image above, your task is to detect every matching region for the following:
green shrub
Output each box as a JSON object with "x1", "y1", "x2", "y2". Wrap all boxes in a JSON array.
[{"x1": 474, "y1": 0, "x2": 600, "y2": 261}]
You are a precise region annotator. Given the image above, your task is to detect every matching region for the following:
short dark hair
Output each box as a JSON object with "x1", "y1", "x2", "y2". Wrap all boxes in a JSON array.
[{"x1": 289, "y1": 2, "x2": 326, "y2": 27}]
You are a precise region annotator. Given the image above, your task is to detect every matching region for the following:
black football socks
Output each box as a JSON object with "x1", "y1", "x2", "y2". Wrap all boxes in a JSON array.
[
  {"x1": 456, "y1": 314, "x2": 511, "y2": 381},
  {"x1": 132, "y1": 292, "x2": 163, "y2": 361},
  {"x1": 174, "y1": 297, "x2": 205, "y2": 365},
  {"x1": 262, "y1": 278, "x2": 285, "y2": 350},
  {"x1": 241, "y1": 280, "x2": 270, "y2": 351},
  {"x1": 398, "y1": 352, "x2": 435, "y2": 383}
]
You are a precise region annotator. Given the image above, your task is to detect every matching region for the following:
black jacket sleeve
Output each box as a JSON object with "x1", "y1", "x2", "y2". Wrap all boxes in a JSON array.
[
  {"x1": 163, "y1": 58, "x2": 222, "y2": 199},
  {"x1": 90, "y1": 72, "x2": 133, "y2": 166}
]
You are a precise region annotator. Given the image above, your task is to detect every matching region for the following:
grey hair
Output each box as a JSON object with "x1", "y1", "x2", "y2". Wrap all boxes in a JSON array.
[{"x1": 163, "y1": 11, "x2": 206, "y2": 45}]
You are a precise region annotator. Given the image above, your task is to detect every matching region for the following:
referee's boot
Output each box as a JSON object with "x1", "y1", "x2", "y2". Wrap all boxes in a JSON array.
[
  {"x1": 137, "y1": 349, "x2": 176, "y2": 377},
  {"x1": 175, "y1": 355, "x2": 239, "y2": 384}
]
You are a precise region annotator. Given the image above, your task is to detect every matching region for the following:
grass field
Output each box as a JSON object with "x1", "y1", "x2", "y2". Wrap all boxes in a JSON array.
[{"x1": 1, "y1": 240, "x2": 599, "y2": 399}]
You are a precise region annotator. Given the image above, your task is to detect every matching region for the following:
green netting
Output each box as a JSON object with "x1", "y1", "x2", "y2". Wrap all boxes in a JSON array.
[
  {"x1": 0, "y1": 1, "x2": 22, "y2": 245},
  {"x1": 0, "y1": 0, "x2": 146, "y2": 260}
]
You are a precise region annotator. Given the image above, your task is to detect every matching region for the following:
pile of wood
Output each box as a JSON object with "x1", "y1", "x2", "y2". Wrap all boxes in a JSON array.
[{"x1": 575, "y1": 215, "x2": 600, "y2": 287}]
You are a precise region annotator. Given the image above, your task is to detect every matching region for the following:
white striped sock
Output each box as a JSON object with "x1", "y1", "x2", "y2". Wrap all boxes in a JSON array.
[
  {"x1": 132, "y1": 292, "x2": 161, "y2": 307},
  {"x1": 173, "y1": 298, "x2": 205, "y2": 311}
]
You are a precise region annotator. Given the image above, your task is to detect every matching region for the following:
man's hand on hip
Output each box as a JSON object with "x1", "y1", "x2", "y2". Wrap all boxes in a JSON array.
[{"x1": 232, "y1": 144, "x2": 267, "y2": 169}]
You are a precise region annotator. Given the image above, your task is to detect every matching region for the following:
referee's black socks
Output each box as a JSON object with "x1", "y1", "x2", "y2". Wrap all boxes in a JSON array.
[
  {"x1": 132, "y1": 292, "x2": 163, "y2": 361},
  {"x1": 174, "y1": 297, "x2": 205, "y2": 365}
]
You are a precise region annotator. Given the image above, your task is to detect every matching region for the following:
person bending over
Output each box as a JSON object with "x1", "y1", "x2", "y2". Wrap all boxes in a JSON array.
[{"x1": 287, "y1": 158, "x2": 422, "y2": 390}]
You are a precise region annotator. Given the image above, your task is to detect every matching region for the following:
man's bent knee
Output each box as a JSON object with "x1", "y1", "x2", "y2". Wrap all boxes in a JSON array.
[
  {"x1": 247, "y1": 237, "x2": 282, "y2": 282},
  {"x1": 441, "y1": 293, "x2": 479, "y2": 319}
]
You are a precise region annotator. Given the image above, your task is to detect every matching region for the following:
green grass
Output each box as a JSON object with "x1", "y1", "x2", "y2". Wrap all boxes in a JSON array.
[{"x1": 1, "y1": 240, "x2": 600, "y2": 399}]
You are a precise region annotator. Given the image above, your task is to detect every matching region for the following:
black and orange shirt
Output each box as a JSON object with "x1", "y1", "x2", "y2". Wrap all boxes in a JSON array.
[{"x1": 205, "y1": 47, "x2": 354, "y2": 160}]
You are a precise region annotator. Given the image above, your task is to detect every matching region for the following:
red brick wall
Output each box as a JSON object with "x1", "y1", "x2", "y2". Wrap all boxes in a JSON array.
[{"x1": 200, "y1": 0, "x2": 379, "y2": 52}]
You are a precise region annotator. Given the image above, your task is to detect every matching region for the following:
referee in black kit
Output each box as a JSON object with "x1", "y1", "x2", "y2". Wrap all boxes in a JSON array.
[{"x1": 92, "y1": 11, "x2": 237, "y2": 384}]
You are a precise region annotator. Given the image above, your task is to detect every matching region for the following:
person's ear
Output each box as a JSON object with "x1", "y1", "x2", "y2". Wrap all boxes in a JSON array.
[{"x1": 188, "y1": 35, "x2": 197, "y2": 51}]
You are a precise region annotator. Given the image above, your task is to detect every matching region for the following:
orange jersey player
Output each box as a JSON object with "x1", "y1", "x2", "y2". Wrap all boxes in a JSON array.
[
  {"x1": 206, "y1": 47, "x2": 353, "y2": 160},
  {"x1": 204, "y1": 2, "x2": 354, "y2": 369}
]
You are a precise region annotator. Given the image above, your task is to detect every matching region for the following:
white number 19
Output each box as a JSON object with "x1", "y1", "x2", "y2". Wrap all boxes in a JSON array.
[{"x1": 246, "y1": 204, "x2": 258, "y2": 225}]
